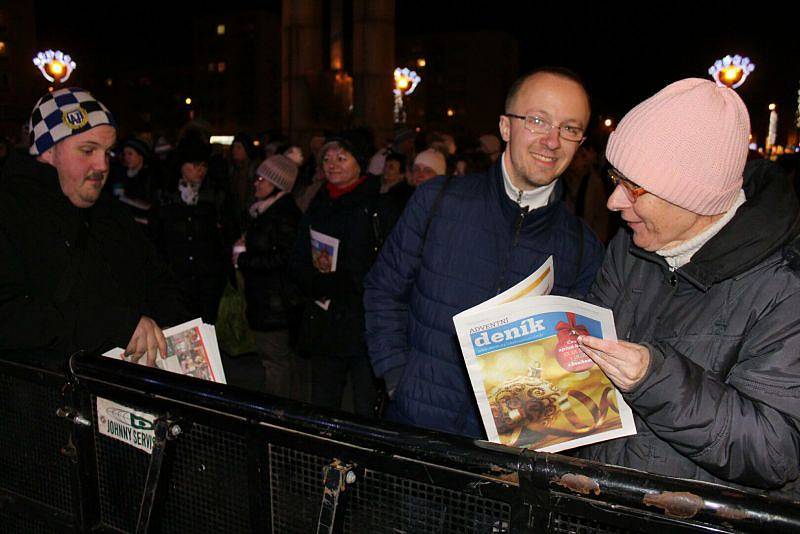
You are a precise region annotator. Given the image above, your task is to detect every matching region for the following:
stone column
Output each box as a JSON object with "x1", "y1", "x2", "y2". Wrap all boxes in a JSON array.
[
  {"x1": 281, "y1": 0, "x2": 323, "y2": 146},
  {"x1": 351, "y1": 0, "x2": 395, "y2": 147}
]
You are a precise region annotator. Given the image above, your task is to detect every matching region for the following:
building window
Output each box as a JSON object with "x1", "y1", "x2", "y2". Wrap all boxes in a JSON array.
[
  {"x1": 217, "y1": 62, "x2": 226, "y2": 73},
  {"x1": 216, "y1": 24, "x2": 225, "y2": 36},
  {"x1": 0, "y1": 42, "x2": 6, "y2": 56},
  {"x1": 208, "y1": 62, "x2": 215, "y2": 72}
]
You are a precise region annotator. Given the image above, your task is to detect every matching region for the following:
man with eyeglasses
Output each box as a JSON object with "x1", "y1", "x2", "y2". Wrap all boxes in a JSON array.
[
  {"x1": 573, "y1": 78, "x2": 800, "y2": 499},
  {"x1": 364, "y1": 67, "x2": 604, "y2": 437}
]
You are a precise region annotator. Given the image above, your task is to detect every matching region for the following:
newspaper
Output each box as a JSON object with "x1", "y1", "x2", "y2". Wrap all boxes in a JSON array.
[
  {"x1": 453, "y1": 257, "x2": 636, "y2": 453},
  {"x1": 103, "y1": 318, "x2": 226, "y2": 384},
  {"x1": 309, "y1": 228, "x2": 339, "y2": 310}
]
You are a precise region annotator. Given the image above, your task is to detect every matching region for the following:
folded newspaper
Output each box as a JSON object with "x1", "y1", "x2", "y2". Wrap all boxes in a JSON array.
[
  {"x1": 309, "y1": 228, "x2": 339, "y2": 311},
  {"x1": 453, "y1": 257, "x2": 635, "y2": 453},
  {"x1": 102, "y1": 318, "x2": 226, "y2": 384}
]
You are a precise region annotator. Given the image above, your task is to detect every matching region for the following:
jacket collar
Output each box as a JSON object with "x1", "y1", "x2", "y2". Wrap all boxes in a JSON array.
[
  {"x1": 630, "y1": 160, "x2": 800, "y2": 290},
  {"x1": 490, "y1": 160, "x2": 563, "y2": 225}
]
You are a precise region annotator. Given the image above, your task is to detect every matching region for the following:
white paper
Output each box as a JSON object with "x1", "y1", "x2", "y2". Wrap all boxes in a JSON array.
[
  {"x1": 309, "y1": 228, "x2": 340, "y2": 311},
  {"x1": 102, "y1": 317, "x2": 226, "y2": 384}
]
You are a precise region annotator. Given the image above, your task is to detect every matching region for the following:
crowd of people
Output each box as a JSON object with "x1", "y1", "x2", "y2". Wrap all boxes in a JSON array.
[{"x1": 1, "y1": 67, "x2": 799, "y2": 501}]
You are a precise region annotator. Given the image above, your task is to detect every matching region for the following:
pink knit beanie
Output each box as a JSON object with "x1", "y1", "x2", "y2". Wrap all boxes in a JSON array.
[{"x1": 606, "y1": 78, "x2": 750, "y2": 215}]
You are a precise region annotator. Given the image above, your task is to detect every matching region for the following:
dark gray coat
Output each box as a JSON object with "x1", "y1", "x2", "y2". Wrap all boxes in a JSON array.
[{"x1": 576, "y1": 160, "x2": 800, "y2": 500}]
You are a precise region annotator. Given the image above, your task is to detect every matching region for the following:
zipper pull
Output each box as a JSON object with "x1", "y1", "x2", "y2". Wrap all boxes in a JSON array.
[{"x1": 516, "y1": 189, "x2": 524, "y2": 206}]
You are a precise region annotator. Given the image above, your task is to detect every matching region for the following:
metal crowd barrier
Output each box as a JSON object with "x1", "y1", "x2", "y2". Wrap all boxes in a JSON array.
[{"x1": 1, "y1": 350, "x2": 798, "y2": 534}]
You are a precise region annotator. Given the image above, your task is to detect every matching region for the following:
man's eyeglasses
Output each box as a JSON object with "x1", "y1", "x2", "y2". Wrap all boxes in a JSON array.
[
  {"x1": 504, "y1": 114, "x2": 585, "y2": 142},
  {"x1": 607, "y1": 166, "x2": 648, "y2": 200}
]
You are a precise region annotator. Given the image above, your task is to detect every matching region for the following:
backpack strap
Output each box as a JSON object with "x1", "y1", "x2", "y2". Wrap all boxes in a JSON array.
[{"x1": 418, "y1": 174, "x2": 454, "y2": 257}]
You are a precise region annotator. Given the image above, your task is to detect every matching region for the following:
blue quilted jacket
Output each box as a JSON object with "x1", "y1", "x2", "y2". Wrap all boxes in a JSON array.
[{"x1": 364, "y1": 163, "x2": 604, "y2": 437}]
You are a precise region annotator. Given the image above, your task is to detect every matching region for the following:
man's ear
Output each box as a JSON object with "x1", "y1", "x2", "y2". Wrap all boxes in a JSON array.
[
  {"x1": 499, "y1": 115, "x2": 511, "y2": 143},
  {"x1": 37, "y1": 146, "x2": 55, "y2": 166}
]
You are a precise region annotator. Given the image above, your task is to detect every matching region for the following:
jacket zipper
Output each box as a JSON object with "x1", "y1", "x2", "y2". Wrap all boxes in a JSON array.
[{"x1": 495, "y1": 191, "x2": 527, "y2": 293}]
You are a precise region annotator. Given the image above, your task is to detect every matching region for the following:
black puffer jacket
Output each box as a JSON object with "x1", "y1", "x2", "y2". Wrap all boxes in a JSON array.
[
  {"x1": 289, "y1": 178, "x2": 398, "y2": 356},
  {"x1": 576, "y1": 160, "x2": 800, "y2": 499},
  {"x1": 0, "y1": 156, "x2": 191, "y2": 354},
  {"x1": 238, "y1": 194, "x2": 302, "y2": 331}
]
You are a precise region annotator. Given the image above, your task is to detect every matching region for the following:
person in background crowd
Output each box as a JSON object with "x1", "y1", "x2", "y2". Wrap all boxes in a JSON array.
[
  {"x1": 0, "y1": 87, "x2": 190, "y2": 363},
  {"x1": 427, "y1": 131, "x2": 457, "y2": 173},
  {"x1": 561, "y1": 140, "x2": 613, "y2": 243},
  {"x1": 294, "y1": 132, "x2": 328, "y2": 213},
  {"x1": 574, "y1": 78, "x2": 800, "y2": 500},
  {"x1": 289, "y1": 133, "x2": 398, "y2": 417},
  {"x1": 284, "y1": 145, "x2": 304, "y2": 167},
  {"x1": 234, "y1": 155, "x2": 304, "y2": 400},
  {"x1": 410, "y1": 148, "x2": 447, "y2": 187},
  {"x1": 154, "y1": 135, "x2": 238, "y2": 324},
  {"x1": 108, "y1": 137, "x2": 162, "y2": 229},
  {"x1": 379, "y1": 151, "x2": 414, "y2": 215},
  {"x1": 364, "y1": 67, "x2": 604, "y2": 437},
  {"x1": 392, "y1": 127, "x2": 417, "y2": 180},
  {"x1": 228, "y1": 132, "x2": 259, "y2": 218},
  {"x1": 453, "y1": 150, "x2": 492, "y2": 176},
  {"x1": 478, "y1": 133, "x2": 502, "y2": 163}
]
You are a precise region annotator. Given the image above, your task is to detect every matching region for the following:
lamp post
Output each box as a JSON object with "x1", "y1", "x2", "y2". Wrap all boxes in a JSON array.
[
  {"x1": 767, "y1": 103, "x2": 778, "y2": 156},
  {"x1": 33, "y1": 49, "x2": 76, "y2": 84},
  {"x1": 393, "y1": 67, "x2": 421, "y2": 124}
]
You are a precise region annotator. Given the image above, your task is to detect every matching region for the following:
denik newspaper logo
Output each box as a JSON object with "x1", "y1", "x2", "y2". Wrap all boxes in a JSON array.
[{"x1": 470, "y1": 316, "x2": 547, "y2": 356}]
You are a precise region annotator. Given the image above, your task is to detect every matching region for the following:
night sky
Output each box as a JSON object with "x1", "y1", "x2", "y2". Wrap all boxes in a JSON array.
[{"x1": 33, "y1": 1, "x2": 800, "y2": 143}]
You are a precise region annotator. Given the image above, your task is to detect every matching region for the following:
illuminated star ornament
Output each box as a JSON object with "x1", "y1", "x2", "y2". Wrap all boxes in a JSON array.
[
  {"x1": 33, "y1": 49, "x2": 77, "y2": 83},
  {"x1": 708, "y1": 54, "x2": 755, "y2": 89},
  {"x1": 393, "y1": 67, "x2": 422, "y2": 124},
  {"x1": 393, "y1": 67, "x2": 421, "y2": 96}
]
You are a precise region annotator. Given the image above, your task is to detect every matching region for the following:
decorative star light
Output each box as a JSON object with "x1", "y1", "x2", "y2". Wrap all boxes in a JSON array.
[
  {"x1": 708, "y1": 54, "x2": 755, "y2": 89},
  {"x1": 393, "y1": 67, "x2": 421, "y2": 96},
  {"x1": 33, "y1": 49, "x2": 76, "y2": 83}
]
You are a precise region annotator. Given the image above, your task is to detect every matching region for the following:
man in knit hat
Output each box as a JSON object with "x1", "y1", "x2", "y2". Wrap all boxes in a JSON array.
[
  {"x1": 0, "y1": 87, "x2": 190, "y2": 364},
  {"x1": 365, "y1": 68, "x2": 604, "y2": 437},
  {"x1": 574, "y1": 78, "x2": 800, "y2": 499}
]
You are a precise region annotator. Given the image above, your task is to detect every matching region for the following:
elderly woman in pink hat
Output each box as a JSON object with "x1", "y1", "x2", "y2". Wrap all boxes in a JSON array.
[{"x1": 574, "y1": 78, "x2": 800, "y2": 500}]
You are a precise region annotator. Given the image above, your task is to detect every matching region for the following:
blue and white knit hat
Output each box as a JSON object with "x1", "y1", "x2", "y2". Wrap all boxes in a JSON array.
[{"x1": 28, "y1": 87, "x2": 116, "y2": 156}]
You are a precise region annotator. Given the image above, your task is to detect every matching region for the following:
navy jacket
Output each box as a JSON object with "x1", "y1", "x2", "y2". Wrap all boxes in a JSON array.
[{"x1": 364, "y1": 163, "x2": 604, "y2": 437}]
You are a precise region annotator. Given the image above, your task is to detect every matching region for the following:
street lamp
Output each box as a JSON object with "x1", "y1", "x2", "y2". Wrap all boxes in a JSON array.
[
  {"x1": 767, "y1": 103, "x2": 778, "y2": 155},
  {"x1": 33, "y1": 49, "x2": 76, "y2": 84},
  {"x1": 708, "y1": 54, "x2": 755, "y2": 90},
  {"x1": 393, "y1": 67, "x2": 421, "y2": 124}
]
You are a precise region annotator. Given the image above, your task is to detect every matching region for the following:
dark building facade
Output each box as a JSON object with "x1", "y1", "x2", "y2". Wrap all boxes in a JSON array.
[{"x1": 398, "y1": 30, "x2": 519, "y2": 142}]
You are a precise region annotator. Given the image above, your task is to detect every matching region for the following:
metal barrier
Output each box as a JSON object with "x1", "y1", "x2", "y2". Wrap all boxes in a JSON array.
[{"x1": 1, "y1": 349, "x2": 798, "y2": 533}]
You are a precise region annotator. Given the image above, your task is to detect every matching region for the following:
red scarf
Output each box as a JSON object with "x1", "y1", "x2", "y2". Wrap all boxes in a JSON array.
[{"x1": 326, "y1": 176, "x2": 367, "y2": 199}]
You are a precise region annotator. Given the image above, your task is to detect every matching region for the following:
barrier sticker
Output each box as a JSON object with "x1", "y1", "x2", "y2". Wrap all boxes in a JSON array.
[{"x1": 96, "y1": 397, "x2": 156, "y2": 454}]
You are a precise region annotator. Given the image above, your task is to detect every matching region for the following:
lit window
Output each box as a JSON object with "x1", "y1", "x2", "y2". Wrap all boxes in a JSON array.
[
  {"x1": 208, "y1": 63, "x2": 215, "y2": 72},
  {"x1": 0, "y1": 42, "x2": 6, "y2": 56},
  {"x1": 217, "y1": 24, "x2": 226, "y2": 35},
  {"x1": 217, "y1": 62, "x2": 226, "y2": 73}
]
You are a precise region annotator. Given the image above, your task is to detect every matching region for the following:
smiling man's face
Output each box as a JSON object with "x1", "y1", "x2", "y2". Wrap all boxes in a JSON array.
[{"x1": 499, "y1": 72, "x2": 590, "y2": 190}]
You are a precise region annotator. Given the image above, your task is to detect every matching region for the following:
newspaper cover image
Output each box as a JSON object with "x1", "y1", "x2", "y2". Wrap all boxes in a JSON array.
[
  {"x1": 453, "y1": 258, "x2": 636, "y2": 453},
  {"x1": 309, "y1": 228, "x2": 339, "y2": 311},
  {"x1": 103, "y1": 318, "x2": 226, "y2": 384}
]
